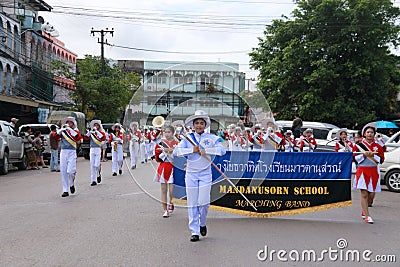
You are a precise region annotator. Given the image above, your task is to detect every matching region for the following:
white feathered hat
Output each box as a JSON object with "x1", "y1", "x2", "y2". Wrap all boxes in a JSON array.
[
  {"x1": 112, "y1": 123, "x2": 123, "y2": 131},
  {"x1": 61, "y1": 116, "x2": 77, "y2": 128},
  {"x1": 185, "y1": 110, "x2": 211, "y2": 128},
  {"x1": 90, "y1": 120, "x2": 103, "y2": 131},
  {"x1": 130, "y1": 121, "x2": 139, "y2": 130}
]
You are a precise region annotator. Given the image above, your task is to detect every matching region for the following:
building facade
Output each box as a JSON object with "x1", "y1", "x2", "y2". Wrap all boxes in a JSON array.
[
  {"x1": 0, "y1": 0, "x2": 76, "y2": 123},
  {"x1": 119, "y1": 60, "x2": 246, "y2": 129}
]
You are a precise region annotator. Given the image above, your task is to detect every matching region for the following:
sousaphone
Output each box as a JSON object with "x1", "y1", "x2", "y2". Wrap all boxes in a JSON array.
[{"x1": 152, "y1": 116, "x2": 165, "y2": 128}]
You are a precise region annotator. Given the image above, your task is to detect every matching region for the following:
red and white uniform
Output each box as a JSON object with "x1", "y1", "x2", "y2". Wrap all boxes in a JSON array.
[
  {"x1": 335, "y1": 139, "x2": 354, "y2": 152},
  {"x1": 252, "y1": 131, "x2": 264, "y2": 151},
  {"x1": 353, "y1": 139, "x2": 384, "y2": 192},
  {"x1": 108, "y1": 131, "x2": 125, "y2": 174},
  {"x1": 299, "y1": 136, "x2": 317, "y2": 152},
  {"x1": 262, "y1": 131, "x2": 285, "y2": 151},
  {"x1": 144, "y1": 131, "x2": 153, "y2": 160},
  {"x1": 128, "y1": 130, "x2": 142, "y2": 168},
  {"x1": 283, "y1": 136, "x2": 296, "y2": 152},
  {"x1": 83, "y1": 129, "x2": 106, "y2": 183},
  {"x1": 56, "y1": 127, "x2": 82, "y2": 193},
  {"x1": 154, "y1": 139, "x2": 178, "y2": 183},
  {"x1": 229, "y1": 134, "x2": 248, "y2": 151}
]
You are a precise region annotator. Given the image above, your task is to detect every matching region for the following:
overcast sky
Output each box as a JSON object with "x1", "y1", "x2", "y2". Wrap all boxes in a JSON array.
[
  {"x1": 39, "y1": 0, "x2": 400, "y2": 81},
  {"x1": 39, "y1": 0, "x2": 300, "y2": 80}
]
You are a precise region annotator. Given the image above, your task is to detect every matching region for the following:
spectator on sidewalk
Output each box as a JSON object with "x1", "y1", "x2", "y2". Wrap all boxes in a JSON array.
[{"x1": 49, "y1": 125, "x2": 60, "y2": 172}]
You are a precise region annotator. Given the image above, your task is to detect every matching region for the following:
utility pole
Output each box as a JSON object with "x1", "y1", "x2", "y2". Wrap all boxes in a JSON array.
[{"x1": 90, "y1": 28, "x2": 114, "y2": 76}]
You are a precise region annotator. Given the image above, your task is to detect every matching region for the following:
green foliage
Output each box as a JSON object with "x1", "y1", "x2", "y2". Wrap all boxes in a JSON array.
[
  {"x1": 73, "y1": 55, "x2": 141, "y2": 122},
  {"x1": 250, "y1": 0, "x2": 400, "y2": 128}
]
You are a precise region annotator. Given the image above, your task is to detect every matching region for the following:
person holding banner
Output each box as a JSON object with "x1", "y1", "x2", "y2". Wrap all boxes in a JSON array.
[
  {"x1": 154, "y1": 125, "x2": 179, "y2": 218},
  {"x1": 175, "y1": 110, "x2": 226, "y2": 242},
  {"x1": 56, "y1": 117, "x2": 82, "y2": 197},
  {"x1": 83, "y1": 120, "x2": 106, "y2": 186},
  {"x1": 299, "y1": 128, "x2": 317, "y2": 152},
  {"x1": 353, "y1": 123, "x2": 384, "y2": 224},
  {"x1": 108, "y1": 123, "x2": 125, "y2": 176},
  {"x1": 335, "y1": 129, "x2": 353, "y2": 152},
  {"x1": 251, "y1": 124, "x2": 263, "y2": 151}
]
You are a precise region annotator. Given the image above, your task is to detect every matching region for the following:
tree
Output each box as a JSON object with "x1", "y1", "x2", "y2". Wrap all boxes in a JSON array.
[
  {"x1": 250, "y1": 0, "x2": 400, "y2": 128},
  {"x1": 74, "y1": 55, "x2": 141, "y2": 122}
]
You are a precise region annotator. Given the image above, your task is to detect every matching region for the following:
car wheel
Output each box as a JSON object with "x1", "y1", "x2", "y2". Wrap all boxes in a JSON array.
[
  {"x1": 0, "y1": 152, "x2": 9, "y2": 175},
  {"x1": 385, "y1": 170, "x2": 400, "y2": 193},
  {"x1": 16, "y1": 153, "x2": 28, "y2": 170}
]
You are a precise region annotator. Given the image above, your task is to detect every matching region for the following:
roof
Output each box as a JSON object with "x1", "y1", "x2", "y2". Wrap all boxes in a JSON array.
[{"x1": 143, "y1": 61, "x2": 240, "y2": 72}]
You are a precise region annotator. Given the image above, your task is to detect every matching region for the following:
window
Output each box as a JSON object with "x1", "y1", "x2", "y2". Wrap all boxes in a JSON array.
[
  {"x1": 173, "y1": 75, "x2": 183, "y2": 85},
  {"x1": 184, "y1": 75, "x2": 193, "y2": 84}
]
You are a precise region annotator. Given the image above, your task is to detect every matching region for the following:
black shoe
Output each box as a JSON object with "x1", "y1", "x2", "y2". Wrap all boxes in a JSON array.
[
  {"x1": 97, "y1": 175, "x2": 101, "y2": 183},
  {"x1": 112, "y1": 172, "x2": 117, "y2": 176},
  {"x1": 200, "y1": 226, "x2": 207, "y2": 237},
  {"x1": 190, "y1": 235, "x2": 200, "y2": 242},
  {"x1": 61, "y1": 192, "x2": 69, "y2": 197},
  {"x1": 70, "y1": 185, "x2": 75, "y2": 194},
  {"x1": 91, "y1": 181, "x2": 97, "y2": 186},
  {"x1": 131, "y1": 165, "x2": 136, "y2": 170},
  {"x1": 145, "y1": 159, "x2": 147, "y2": 163},
  {"x1": 141, "y1": 161, "x2": 144, "y2": 164},
  {"x1": 119, "y1": 170, "x2": 122, "y2": 175}
]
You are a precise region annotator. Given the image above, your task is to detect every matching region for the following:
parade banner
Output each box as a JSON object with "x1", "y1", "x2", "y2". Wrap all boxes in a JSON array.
[{"x1": 173, "y1": 151, "x2": 352, "y2": 217}]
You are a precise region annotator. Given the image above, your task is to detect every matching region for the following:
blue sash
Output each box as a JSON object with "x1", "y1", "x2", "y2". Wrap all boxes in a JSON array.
[{"x1": 189, "y1": 133, "x2": 203, "y2": 149}]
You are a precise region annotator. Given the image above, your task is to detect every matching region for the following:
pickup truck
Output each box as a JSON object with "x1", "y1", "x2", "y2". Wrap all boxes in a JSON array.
[{"x1": 0, "y1": 121, "x2": 27, "y2": 175}]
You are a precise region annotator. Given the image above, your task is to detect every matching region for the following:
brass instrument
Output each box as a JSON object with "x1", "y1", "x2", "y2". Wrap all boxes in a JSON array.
[
  {"x1": 113, "y1": 141, "x2": 118, "y2": 151},
  {"x1": 152, "y1": 116, "x2": 165, "y2": 128}
]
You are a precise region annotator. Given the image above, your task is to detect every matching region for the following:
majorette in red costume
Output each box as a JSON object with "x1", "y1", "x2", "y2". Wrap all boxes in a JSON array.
[
  {"x1": 353, "y1": 124, "x2": 384, "y2": 193},
  {"x1": 283, "y1": 130, "x2": 296, "y2": 152},
  {"x1": 154, "y1": 137, "x2": 178, "y2": 183}
]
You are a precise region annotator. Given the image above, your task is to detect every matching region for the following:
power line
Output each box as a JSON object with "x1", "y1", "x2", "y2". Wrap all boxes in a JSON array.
[{"x1": 108, "y1": 44, "x2": 250, "y2": 55}]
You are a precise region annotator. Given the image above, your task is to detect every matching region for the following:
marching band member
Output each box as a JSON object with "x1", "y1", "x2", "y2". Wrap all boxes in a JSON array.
[
  {"x1": 299, "y1": 128, "x2": 317, "y2": 152},
  {"x1": 108, "y1": 123, "x2": 125, "y2": 176},
  {"x1": 175, "y1": 110, "x2": 226, "y2": 242},
  {"x1": 261, "y1": 119, "x2": 285, "y2": 151},
  {"x1": 144, "y1": 128, "x2": 153, "y2": 161},
  {"x1": 283, "y1": 130, "x2": 296, "y2": 152},
  {"x1": 335, "y1": 128, "x2": 353, "y2": 152},
  {"x1": 128, "y1": 122, "x2": 142, "y2": 169},
  {"x1": 352, "y1": 123, "x2": 385, "y2": 224},
  {"x1": 229, "y1": 127, "x2": 247, "y2": 151},
  {"x1": 56, "y1": 117, "x2": 82, "y2": 197},
  {"x1": 140, "y1": 127, "x2": 149, "y2": 163},
  {"x1": 245, "y1": 128, "x2": 253, "y2": 150},
  {"x1": 251, "y1": 124, "x2": 264, "y2": 151},
  {"x1": 154, "y1": 125, "x2": 179, "y2": 218},
  {"x1": 375, "y1": 133, "x2": 387, "y2": 152},
  {"x1": 149, "y1": 126, "x2": 157, "y2": 160},
  {"x1": 83, "y1": 120, "x2": 106, "y2": 186}
]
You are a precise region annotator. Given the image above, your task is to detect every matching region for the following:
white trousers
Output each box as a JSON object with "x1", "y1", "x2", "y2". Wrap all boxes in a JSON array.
[
  {"x1": 185, "y1": 171, "x2": 212, "y2": 235},
  {"x1": 60, "y1": 149, "x2": 77, "y2": 193},
  {"x1": 145, "y1": 142, "x2": 152, "y2": 159},
  {"x1": 129, "y1": 141, "x2": 140, "y2": 167},
  {"x1": 140, "y1": 142, "x2": 148, "y2": 162},
  {"x1": 90, "y1": 147, "x2": 101, "y2": 182},
  {"x1": 112, "y1": 144, "x2": 123, "y2": 173}
]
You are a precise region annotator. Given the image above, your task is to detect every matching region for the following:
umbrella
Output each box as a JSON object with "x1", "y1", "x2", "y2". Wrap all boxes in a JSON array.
[{"x1": 375, "y1": 120, "x2": 398, "y2": 129}]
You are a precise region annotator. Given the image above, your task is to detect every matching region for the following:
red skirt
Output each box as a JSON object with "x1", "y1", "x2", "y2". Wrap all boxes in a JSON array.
[{"x1": 354, "y1": 166, "x2": 381, "y2": 192}]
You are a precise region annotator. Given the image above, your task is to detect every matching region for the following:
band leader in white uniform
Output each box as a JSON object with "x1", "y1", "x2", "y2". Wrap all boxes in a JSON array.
[
  {"x1": 56, "y1": 117, "x2": 82, "y2": 197},
  {"x1": 175, "y1": 110, "x2": 226, "y2": 242},
  {"x1": 83, "y1": 120, "x2": 106, "y2": 186}
]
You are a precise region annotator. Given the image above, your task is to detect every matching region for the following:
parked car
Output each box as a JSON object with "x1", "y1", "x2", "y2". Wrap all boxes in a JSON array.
[
  {"x1": 0, "y1": 120, "x2": 27, "y2": 175},
  {"x1": 380, "y1": 146, "x2": 400, "y2": 192},
  {"x1": 18, "y1": 124, "x2": 59, "y2": 161}
]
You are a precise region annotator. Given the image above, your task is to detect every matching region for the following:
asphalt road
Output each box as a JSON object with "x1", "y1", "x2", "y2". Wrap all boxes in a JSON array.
[{"x1": 0, "y1": 157, "x2": 399, "y2": 266}]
